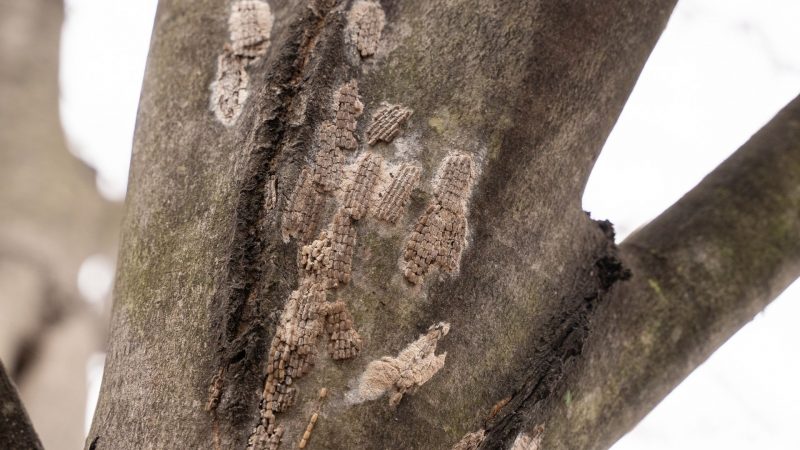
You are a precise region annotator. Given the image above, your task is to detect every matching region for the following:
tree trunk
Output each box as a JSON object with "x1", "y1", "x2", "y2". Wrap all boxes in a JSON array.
[
  {"x1": 0, "y1": 361, "x2": 43, "y2": 450},
  {"x1": 88, "y1": 1, "x2": 800, "y2": 449}
]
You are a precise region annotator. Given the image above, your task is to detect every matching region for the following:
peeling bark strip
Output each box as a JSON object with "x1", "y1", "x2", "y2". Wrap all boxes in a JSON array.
[
  {"x1": 210, "y1": 0, "x2": 274, "y2": 125},
  {"x1": 333, "y1": 80, "x2": 364, "y2": 150},
  {"x1": 346, "y1": 0, "x2": 385, "y2": 57},
  {"x1": 345, "y1": 322, "x2": 450, "y2": 407},
  {"x1": 376, "y1": 164, "x2": 421, "y2": 224},
  {"x1": 403, "y1": 153, "x2": 475, "y2": 284},
  {"x1": 366, "y1": 104, "x2": 413, "y2": 145},
  {"x1": 451, "y1": 430, "x2": 486, "y2": 450}
]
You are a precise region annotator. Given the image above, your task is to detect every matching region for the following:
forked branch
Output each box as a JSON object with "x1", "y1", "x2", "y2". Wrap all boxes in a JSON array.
[{"x1": 543, "y1": 94, "x2": 800, "y2": 450}]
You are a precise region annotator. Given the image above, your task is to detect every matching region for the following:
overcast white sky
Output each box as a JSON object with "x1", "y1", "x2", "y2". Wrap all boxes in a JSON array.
[{"x1": 60, "y1": 0, "x2": 800, "y2": 447}]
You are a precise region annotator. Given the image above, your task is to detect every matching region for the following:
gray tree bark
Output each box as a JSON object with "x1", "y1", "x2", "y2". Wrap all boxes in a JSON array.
[
  {"x1": 88, "y1": 0, "x2": 800, "y2": 449},
  {"x1": 0, "y1": 361, "x2": 43, "y2": 450},
  {"x1": 0, "y1": 0, "x2": 120, "y2": 448}
]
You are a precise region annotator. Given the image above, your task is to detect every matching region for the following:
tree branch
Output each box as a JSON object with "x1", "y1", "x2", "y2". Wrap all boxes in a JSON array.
[
  {"x1": 542, "y1": 94, "x2": 800, "y2": 449},
  {"x1": 0, "y1": 360, "x2": 43, "y2": 450}
]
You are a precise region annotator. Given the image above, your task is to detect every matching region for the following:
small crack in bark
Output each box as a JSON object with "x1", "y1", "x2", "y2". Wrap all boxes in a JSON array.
[
  {"x1": 206, "y1": 1, "x2": 343, "y2": 447},
  {"x1": 478, "y1": 218, "x2": 631, "y2": 449}
]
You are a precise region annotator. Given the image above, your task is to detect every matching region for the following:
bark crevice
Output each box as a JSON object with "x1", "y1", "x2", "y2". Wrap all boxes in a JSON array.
[
  {"x1": 479, "y1": 218, "x2": 631, "y2": 449},
  {"x1": 206, "y1": 1, "x2": 349, "y2": 447}
]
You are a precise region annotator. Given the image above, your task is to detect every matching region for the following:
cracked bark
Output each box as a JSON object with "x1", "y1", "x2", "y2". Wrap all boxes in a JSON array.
[{"x1": 89, "y1": 0, "x2": 798, "y2": 449}]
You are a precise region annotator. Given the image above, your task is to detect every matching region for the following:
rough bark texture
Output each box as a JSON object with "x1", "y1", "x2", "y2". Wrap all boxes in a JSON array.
[
  {"x1": 89, "y1": 0, "x2": 798, "y2": 449},
  {"x1": 541, "y1": 95, "x2": 800, "y2": 450},
  {"x1": 0, "y1": 361, "x2": 43, "y2": 450},
  {"x1": 0, "y1": 0, "x2": 119, "y2": 448}
]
